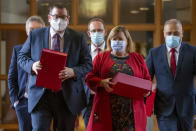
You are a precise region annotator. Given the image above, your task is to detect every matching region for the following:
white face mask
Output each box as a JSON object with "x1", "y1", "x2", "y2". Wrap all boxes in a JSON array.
[
  {"x1": 165, "y1": 36, "x2": 181, "y2": 48},
  {"x1": 90, "y1": 32, "x2": 104, "y2": 45},
  {"x1": 50, "y1": 18, "x2": 68, "y2": 32},
  {"x1": 111, "y1": 40, "x2": 126, "y2": 52}
]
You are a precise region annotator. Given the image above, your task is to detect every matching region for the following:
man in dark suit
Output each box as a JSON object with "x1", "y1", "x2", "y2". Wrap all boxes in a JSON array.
[
  {"x1": 8, "y1": 16, "x2": 45, "y2": 131},
  {"x1": 146, "y1": 19, "x2": 196, "y2": 131},
  {"x1": 82, "y1": 17, "x2": 107, "y2": 127},
  {"x1": 18, "y1": 4, "x2": 92, "y2": 131}
]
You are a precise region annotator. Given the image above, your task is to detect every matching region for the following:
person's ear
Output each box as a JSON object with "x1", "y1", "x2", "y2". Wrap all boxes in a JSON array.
[
  {"x1": 48, "y1": 15, "x2": 51, "y2": 23},
  {"x1": 67, "y1": 16, "x2": 70, "y2": 25},
  {"x1": 181, "y1": 30, "x2": 184, "y2": 38},
  {"x1": 104, "y1": 29, "x2": 107, "y2": 37},
  {"x1": 87, "y1": 31, "x2": 91, "y2": 38},
  {"x1": 26, "y1": 29, "x2": 29, "y2": 36}
]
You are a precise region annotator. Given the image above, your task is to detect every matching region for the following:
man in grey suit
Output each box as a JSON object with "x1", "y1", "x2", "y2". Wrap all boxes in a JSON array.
[
  {"x1": 18, "y1": 4, "x2": 92, "y2": 131},
  {"x1": 146, "y1": 19, "x2": 196, "y2": 131},
  {"x1": 8, "y1": 16, "x2": 45, "y2": 131}
]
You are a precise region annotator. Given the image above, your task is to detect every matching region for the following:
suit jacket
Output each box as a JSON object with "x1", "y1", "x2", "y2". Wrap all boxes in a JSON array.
[
  {"x1": 18, "y1": 27, "x2": 92, "y2": 114},
  {"x1": 8, "y1": 44, "x2": 28, "y2": 108},
  {"x1": 146, "y1": 43, "x2": 196, "y2": 117},
  {"x1": 86, "y1": 51, "x2": 151, "y2": 131}
]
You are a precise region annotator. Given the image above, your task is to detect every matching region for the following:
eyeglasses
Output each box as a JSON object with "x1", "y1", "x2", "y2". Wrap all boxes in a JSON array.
[
  {"x1": 90, "y1": 29, "x2": 104, "y2": 33},
  {"x1": 50, "y1": 14, "x2": 68, "y2": 20}
]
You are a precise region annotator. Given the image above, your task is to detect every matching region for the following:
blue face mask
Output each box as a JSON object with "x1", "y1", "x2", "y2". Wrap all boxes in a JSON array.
[
  {"x1": 165, "y1": 36, "x2": 181, "y2": 48},
  {"x1": 90, "y1": 32, "x2": 104, "y2": 45},
  {"x1": 111, "y1": 40, "x2": 126, "y2": 52}
]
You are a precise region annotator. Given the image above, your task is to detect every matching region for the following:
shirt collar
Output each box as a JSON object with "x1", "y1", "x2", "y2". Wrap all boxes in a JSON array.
[
  {"x1": 50, "y1": 27, "x2": 65, "y2": 39},
  {"x1": 91, "y1": 42, "x2": 105, "y2": 52},
  {"x1": 166, "y1": 43, "x2": 181, "y2": 53}
]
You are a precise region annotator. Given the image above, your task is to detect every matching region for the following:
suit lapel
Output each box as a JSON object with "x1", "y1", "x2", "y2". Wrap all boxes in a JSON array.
[
  {"x1": 161, "y1": 44, "x2": 173, "y2": 76},
  {"x1": 63, "y1": 29, "x2": 71, "y2": 53},
  {"x1": 175, "y1": 43, "x2": 185, "y2": 79},
  {"x1": 43, "y1": 27, "x2": 50, "y2": 49}
]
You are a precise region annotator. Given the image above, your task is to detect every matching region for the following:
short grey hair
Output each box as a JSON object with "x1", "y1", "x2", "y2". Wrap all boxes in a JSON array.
[
  {"x1": 25, "y1": 16, "x2": 45, "y2": 31},
  {"x1": 164, "y1": 19, "x2": 182, "y2": 28}
]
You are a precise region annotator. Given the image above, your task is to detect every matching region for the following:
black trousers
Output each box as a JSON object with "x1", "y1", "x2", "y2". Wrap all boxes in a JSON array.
[
  {"x1": 31, "y1": 90, "x2": 77, "y2": 131},
  {"x1": 83, "y1": 94, "x2": 94, "y2": 128},
  {"x1": 157, "y1": 108, "x2": 194, "y2": 131},
  {"x1": 15, "y1": 98, "x2": 32, "y2": 131}
]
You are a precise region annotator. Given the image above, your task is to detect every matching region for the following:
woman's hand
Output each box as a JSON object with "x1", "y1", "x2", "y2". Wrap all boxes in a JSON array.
[
  {"x1": 100, "y1": 78, "x2": 115, "y2": 93},
  {"x1": 144, "y1": 91, "x2": 151, "y2": 97}
]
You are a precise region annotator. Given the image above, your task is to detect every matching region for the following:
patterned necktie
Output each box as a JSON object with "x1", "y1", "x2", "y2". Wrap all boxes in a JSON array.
[
  {"x1": 54, "y1": 34, "x2": 60, "y2": 51},
  {"x1": 95, "y1": 48, "x2": 101, "y2": 54},
  {"x1": 170, "y1": 48, "x2": 176, "y2": 76}
]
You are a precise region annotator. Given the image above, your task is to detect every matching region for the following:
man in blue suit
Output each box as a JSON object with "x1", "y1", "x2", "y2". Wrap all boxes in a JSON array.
[
  {"x1": 18, "y1": 4, "x2": 92, "y2": 131},
  {"x1": 8, "y1": 16, "x2": 45, "y2": 131},
  {"x1": 146, "y1": 19, "x2": 196, "y2": 131}
]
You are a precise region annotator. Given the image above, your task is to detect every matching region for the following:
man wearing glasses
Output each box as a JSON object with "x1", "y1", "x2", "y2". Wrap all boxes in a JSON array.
[
  {"x1": 82, "y1": 17, "x2": 107, "y2": 128},
  {"x1": 18, "y1": 4, "x2": 92, "y2": 131}
]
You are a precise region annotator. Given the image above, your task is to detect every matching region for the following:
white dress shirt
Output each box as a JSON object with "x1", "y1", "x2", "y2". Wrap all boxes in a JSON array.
[
  {"x1": 90, "y1": 42, "x2": 106, "y2": 60},
  {"x1": 166, "y1": 44, "x2": 181, "y2": 67}
]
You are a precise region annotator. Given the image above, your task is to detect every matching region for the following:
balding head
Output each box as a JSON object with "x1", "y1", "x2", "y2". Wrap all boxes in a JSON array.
[
  {"x1": 164, "y1": 19, "x2": 182, "y2": 31},
  {"x1": 164, "y1": 19, "x2": 182, "y2": 27},
  {"x1": 26, "y1": 16, "x2": 45, "y2": 35},
  {"x1": 163, "y1": 19, "x2": 183, "y2": 41}
]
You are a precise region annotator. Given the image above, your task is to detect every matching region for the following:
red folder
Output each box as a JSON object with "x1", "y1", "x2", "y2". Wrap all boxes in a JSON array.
[
  {"x1": 111, "y1": 72, "x2": 152, "y2": 99},
  {"x1": 36, "y1": 48, "x2": 67, "y2": 91}
]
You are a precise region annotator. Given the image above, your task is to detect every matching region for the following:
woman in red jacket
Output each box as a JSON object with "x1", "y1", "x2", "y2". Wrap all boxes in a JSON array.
[{"x1": 86, "y1": 25, "x2": 151, "y2": 131}]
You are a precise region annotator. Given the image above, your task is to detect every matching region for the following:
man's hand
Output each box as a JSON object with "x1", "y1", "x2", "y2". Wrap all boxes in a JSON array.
[
  {"x1": 32, "y1": 61, "x2": 42, "y2": 75},
  {"x1": 100, "y1": 78, "x2": 115, "y2": 93},
  {"x1": 59, "y1": 67, "x2": 76, "y2": 81}
]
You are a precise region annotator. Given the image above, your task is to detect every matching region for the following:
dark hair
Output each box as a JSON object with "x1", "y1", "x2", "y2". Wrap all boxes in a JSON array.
[
  {"x1": 88, "y1": 17, "x2": 105, "y2": 30},
  {"x1": 49, "y1": 4, "x2": 69, "y2": 16}
]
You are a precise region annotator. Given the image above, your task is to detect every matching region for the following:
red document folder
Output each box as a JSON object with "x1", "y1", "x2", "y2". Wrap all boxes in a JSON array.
[
  {"x1": 36, "y1": 48, "x2": 67, "y2": 91},
  {"x1": 111, "y1": 72, "x2": 152, "y2": 99}
]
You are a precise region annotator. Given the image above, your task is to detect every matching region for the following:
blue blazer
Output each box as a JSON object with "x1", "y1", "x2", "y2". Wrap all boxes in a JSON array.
[
  {"x1": 8, "y1": 45, "x2": 28, "y2": 108},
  {"x1": 18, "y1": 27, "x2": 92, "y2": 114},
  {"x1": 146, "y1": 43, "x2": 196, "y2": 117}
]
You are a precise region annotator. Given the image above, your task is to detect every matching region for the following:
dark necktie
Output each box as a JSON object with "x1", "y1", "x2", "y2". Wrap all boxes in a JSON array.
[
  {"x1": 95, "y1": 48, "x2": 101, "y2": 54},
  {"x1": 170, "y1": 48, "x2": 176, "y2": 76},
  {"x1": 54, "y1": 34, "x2": 60, "y2": 51}
]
